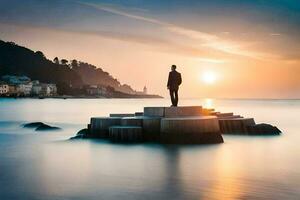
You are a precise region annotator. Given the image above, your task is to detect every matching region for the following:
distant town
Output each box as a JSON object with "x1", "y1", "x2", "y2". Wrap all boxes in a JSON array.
[
  {"x1": 0, "y1": 75, "x2": 160, "y2": 98},
  {"x1": 0, "y1": 40, "x2": 162, "y2": 99},
  {"x1": 0, "y1": 75, "x2": 57, "y2": 97}
]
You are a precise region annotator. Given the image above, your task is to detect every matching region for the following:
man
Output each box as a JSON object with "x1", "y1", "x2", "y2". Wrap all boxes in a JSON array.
[{"x1": 167, "y1": 65, "x2": 182, "y2": 107}]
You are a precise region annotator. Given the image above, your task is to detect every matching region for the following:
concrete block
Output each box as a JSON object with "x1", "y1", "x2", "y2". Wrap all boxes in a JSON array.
[
  {"x1": 144, "y1": 107, "x2": 165, "y2": 117},
  {"x1": 164, "y1": 106, "x2": 203, "y2": 117},
  {"x1": 110, "y1": 113, "x2": 135, "y2": 117},
  {"x1": 209, "y1": 111, "x2": 220, "y2": 116},
  {"x1": 215, "y1": 112, "x2": 234, "y2": 118},
  {"x1": 109, "y1": 126, "x2": 143, "y2": 142},
  {"x1": 135, "y1": 112, "x2": 144, "y2": 116},
  {"x1": 90, "y1": 117, "x2": 122, "y2": 138},
  {"x1": 217, "y1": 115, "x2": 242, "y2": 120},
  {"x1": 121, "y1": 117, "x2": 143, "y2": 126},
  {"x1": 219, "y1": 118, "x2": 255, "y2": 134},
  {"x1": 160, "y1": 116, "x2": 223, "y2": 144},
  {"x1": 202, "y1": 108, "x2": 215, "y2": 116},
  {"x1": 142, "y1": 117, "x2": 161, "y2": 141}
]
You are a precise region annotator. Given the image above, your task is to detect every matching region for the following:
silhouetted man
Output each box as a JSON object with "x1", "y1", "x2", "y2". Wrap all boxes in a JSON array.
[{"x1": 167, "y1": 65, "x2": 182, "y2": 107}]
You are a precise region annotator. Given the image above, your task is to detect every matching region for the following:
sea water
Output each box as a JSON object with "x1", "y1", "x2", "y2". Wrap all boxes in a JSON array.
[{"x1": 0, "y1": 98, "x2": 299, "y2": 200}]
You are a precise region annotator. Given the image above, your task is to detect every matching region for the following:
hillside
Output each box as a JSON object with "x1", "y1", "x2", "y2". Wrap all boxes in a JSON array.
[{"x1": 0, "y1": 40, "x2": 136, "y2": 95}]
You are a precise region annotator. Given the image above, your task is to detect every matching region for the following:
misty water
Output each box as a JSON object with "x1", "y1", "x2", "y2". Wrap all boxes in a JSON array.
[{"x1": 0, "y1": 98, "x2": 299, "y2": 200}]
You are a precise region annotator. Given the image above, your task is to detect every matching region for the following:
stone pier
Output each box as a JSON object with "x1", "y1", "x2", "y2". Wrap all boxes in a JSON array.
[
  {"x1": 89, "y1": 106, "x2": 224, "y2": 144},
  {"x1": 160, "y1": 116, "x2": 223, "y2": 144},
  {"x1": 85, "y1": 105, "x2": 280, "y2": 143},
  {"x1": 90, "y1": 117, "x2": 122, "y2": 138}
]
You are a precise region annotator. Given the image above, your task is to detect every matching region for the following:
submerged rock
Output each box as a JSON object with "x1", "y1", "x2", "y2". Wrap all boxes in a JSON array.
[
  {"x1": 23, "y1": 122, "x2": 61, "y2": 131},
  {"x1": 23, "y1": 122, "x2": 45, "y2": 128},
  {"x1": 70, "y1": 128, "x2": 90, "y2": 140},
  {"x1": 247, "y1": 123, "x2": 281, "y2": 135},
  {"x1": 35, "y1": 124, "x2": 61, "y2": 131}
]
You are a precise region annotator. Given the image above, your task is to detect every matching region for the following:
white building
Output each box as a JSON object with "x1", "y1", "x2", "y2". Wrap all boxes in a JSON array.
[
  {"x1": 143, "y1": 86, "x2": 147, "y2": 94},
  {"x1": 0, "y1": 83, "x2": 9, "y2": 95},
  {"x1": 17, "y1": 82, "x2": 33, "y2": 95},
  {"x1": 32, "y1": 84, "x2": 42, "y2": 95},
  {"x1": 86, "y1": 85, "x2": 107, "y2": 96},
  {"x1": 48, "y1": 84, "x2": 57, "y2": 96},
  {"x1": 41, "y1": 83, "x2": 57, "y2": 96}
]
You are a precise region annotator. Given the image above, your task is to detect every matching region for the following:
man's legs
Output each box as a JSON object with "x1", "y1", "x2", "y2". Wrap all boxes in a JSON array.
[
  {"x1": 169, "y1": 89, "x2": 175, "y2": 106},
  {"x1": 174, "y1": 90, "x2": 178, "y2": 106}
]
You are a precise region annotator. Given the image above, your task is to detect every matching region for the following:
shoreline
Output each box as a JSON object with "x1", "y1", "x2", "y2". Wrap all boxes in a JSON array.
[{"x1": 0, "y1": 95, "x2": 164, "y2": 99}]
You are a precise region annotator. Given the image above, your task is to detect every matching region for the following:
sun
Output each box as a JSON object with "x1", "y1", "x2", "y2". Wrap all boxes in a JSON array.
[{"x1": 202, "y1": 71, "x2": 217, "y2": 84}]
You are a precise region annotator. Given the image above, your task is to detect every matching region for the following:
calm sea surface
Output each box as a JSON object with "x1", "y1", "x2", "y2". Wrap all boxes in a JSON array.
[{"x1": 0, "y1": 98, "x2": 299, "y2": 200}]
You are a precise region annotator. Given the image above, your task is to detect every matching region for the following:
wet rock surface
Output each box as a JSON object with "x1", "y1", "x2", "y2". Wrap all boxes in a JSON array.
[
  {"x1": 247, "y1": 123, "x2": 281, "y2": 135},
  {"x1": 23, "y1": 122, "x2": 45, "y2": 128},
  {"x1": 23, "y1": 122, "x2": 61, "y2": 131},
  {"x1": 70, "y1": 128, "x2": 90, "y2": 140}
]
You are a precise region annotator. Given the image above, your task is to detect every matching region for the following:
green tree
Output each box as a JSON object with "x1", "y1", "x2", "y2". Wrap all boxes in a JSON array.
[
  {"x1": 53, "y1": 57, "x2": 59, "y2": 64},
  {"x1": 71, "y1": 59, "x2": 78, "y2": 68},
  {"x1": 61, "y1": 59, "x2": 68, "y2": 65},
  {"x1": 35, "y1": 51, "x2": 45, "y2": 58}
]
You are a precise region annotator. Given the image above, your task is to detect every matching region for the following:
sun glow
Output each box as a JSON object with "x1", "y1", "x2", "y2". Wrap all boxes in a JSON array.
[{"x1": 202, "y1": 71, "x2": 217, "y2": 84}]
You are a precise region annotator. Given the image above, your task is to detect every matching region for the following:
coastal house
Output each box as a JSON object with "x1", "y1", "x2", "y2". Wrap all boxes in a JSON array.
[
  {"x1": 0, "y1": 82, "x2": 9, "y2": 95},
  {"x1": 48, "y1": 84, "x2": 57, "y2": 96},
  {"x1": 86, "y1": 85, "x2": 107, "y2": 96},
  {"x1": 40, "y1": 83, "x2": 57, "y2": 96},
  {"x1": 1, "y1": 75, "x2": 57, "y2": 97},
  {"x1": 8, "y1": 85, "x2": 17, "y2": 95},
  {"x1": 17, "y1": 82, "x2": 33, "y2": 95},
  {"x1": 31, "y1": 81, "x2": 42, "y2": 95}
]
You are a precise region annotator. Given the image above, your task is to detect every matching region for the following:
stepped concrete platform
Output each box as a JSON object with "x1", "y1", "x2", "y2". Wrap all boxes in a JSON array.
[
  {"x1": 109, "y1": 126, "x2": 143, "y2": 142},
  {"x1": 90, "y1": 117, "x2": 122, "y2": 138},
  {"x1": 144, "y1": 107, "x2": 165, "y2": 117},
  {"x1": 121, "y1": 116, "x2": 144, "y2": 126},
  {"x1": 135, "y1": 112, "x2": 144, "y2": 116},
  {"x1": 110, "y1": 113, "x2": 135, "y2": 117},
  {"x1": 219, "y1": 118, "x2": 255, "y2": 134},
  {"x1": 202, "y1": 108, "x2": 215, "y2": 115},
  {"x1": 164, "y1": 106, "x2": 203, "y2": 117},
  {"x1": 144, "y1": 106, "x2": 203, "y2": 118},
  {"x1": 217, "y1": 115, "x2": 242, "y2": 119},
  {"x1": 214, "y1": 112, "x2": 234, "y2": 118},
  {"x1": 142, "y1": 117, "x2": 161, "y2": 141},
  {"x1": 121, "y1": 116, "x2": 162, "y2": 141},
  {"x1": 79, "y1": 105, "x2": 279, "y2": 143},
  {"x1": 160, "y1": 116, "x2": 223, "y2": 144},
  {"x1": 210, "y1": 111, "x2": 220, "y2": 115}
]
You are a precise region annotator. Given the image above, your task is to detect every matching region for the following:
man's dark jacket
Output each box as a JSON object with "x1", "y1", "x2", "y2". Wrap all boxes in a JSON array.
[{"x1": 167, "y1": 71, "x2": 182, "y2": 90}]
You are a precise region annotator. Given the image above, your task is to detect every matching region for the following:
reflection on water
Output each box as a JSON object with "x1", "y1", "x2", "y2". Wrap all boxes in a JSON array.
[
  {"x1": 0, "y1": 98, "x2": 300, "y2": 199},
  {"x1": 204, "y1": 98, "x2": 214, "y2": 109}
]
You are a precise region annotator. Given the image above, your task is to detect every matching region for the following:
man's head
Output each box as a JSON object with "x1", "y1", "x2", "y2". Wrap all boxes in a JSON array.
[{"x1": 171, "y1": 65, "x2": 177, "y2": 71}]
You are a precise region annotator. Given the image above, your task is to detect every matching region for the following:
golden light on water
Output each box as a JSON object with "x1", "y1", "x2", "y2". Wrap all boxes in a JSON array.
[{"x1": 204, "y1": 98, "x2": 214, "y2": 108}]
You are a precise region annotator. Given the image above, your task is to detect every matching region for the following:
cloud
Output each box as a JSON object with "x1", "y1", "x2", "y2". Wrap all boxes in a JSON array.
[
  {"x1": 270, "y1": 33, "x2": 281, "y2": 36},
  {"x1": 78, "y1": 2, "x2": 256, "y2": 57},
  {"x1": 79, "y1": 2, "x2": 217, "y2": 41},
  {"x1": 73, "y1": 29, "x2": 228, "y2": 62},
  {"x1": 0, "y1": 21, "x2": 226, "y2": 63},
  {"x1": 78, "y1": 1, "x2": 285, "y2": 61}
]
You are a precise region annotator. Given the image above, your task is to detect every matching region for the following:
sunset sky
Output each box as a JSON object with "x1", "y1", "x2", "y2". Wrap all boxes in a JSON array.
[{"x1": 0, "y1": 0, "x2": 299, "y2": 98}]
